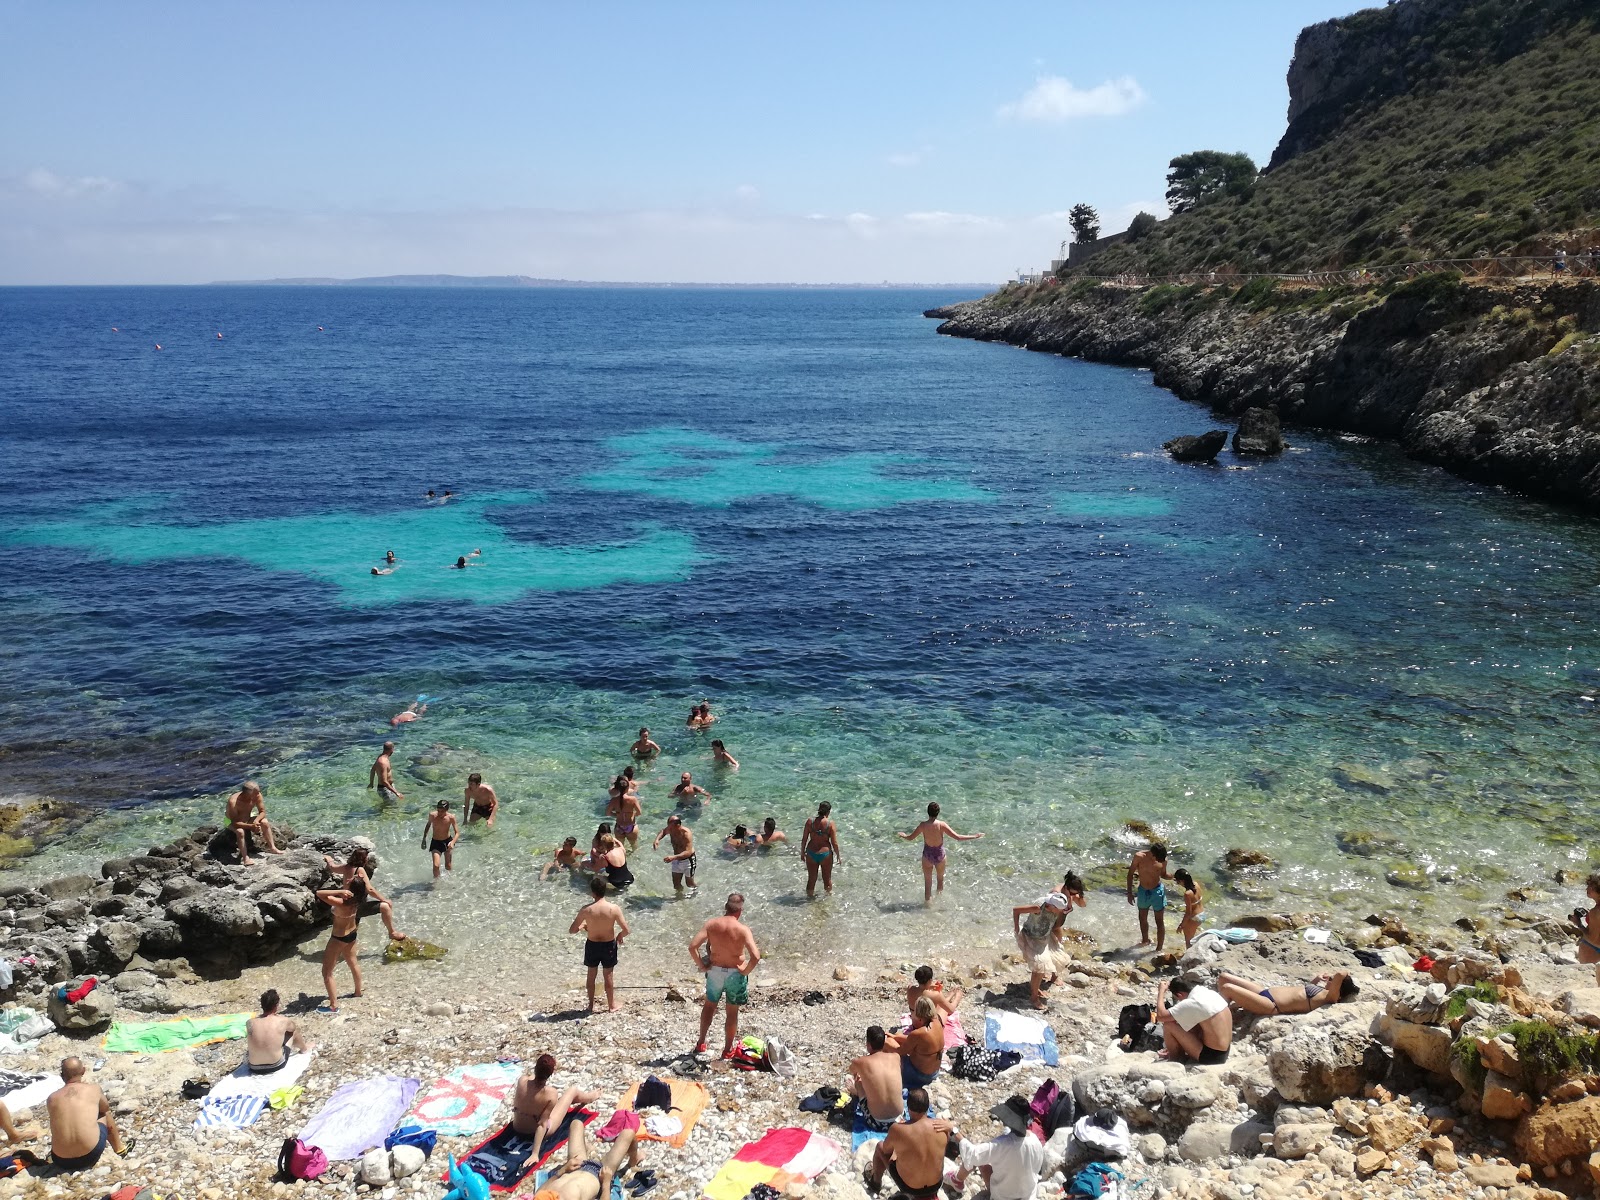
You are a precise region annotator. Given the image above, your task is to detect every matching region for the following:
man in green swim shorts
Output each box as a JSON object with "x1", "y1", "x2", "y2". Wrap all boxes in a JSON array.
[
  {"x1": 1126, "y1": 843, "x2": 1172, "y2": 952},
  {"x1": 687, "y1": 893, "x2": 761, "y2": 1059}
]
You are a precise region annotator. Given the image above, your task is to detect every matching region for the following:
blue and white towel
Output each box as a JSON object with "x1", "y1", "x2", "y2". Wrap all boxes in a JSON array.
[
  {"x1": 984, "y1": 1009, "x2": 1058, "y2": 1067},
  {"x1": 195, "y1": 1092, "x2": 267, "y2": 1129}
]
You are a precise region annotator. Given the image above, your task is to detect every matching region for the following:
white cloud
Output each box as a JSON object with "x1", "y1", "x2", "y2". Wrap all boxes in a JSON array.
[
  {"x1": 886, "y1": 150, "x2": 925, "y2": 168},
  {"x1": 998, "y1": 75, "x2": 1146, "y2": 123},
  {"x1": 21, "y1": 167, "x2": 122, "y2": 199},
  {"x1": 734, "y1": 184, "x2": 760, "y2": 201}
]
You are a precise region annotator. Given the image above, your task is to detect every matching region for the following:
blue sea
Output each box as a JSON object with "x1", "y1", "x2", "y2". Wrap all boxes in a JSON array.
[{"x1": 1, "y1": 285, "x2": 1595, "y2": 970}]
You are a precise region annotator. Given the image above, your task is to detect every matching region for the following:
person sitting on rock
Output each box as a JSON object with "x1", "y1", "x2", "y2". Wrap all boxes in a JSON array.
[
  {"x1": 1214, "y1": 970, "x2": 1358, "y2": 1017},
  {"x1": 46, "y1": 1056, "x2": 128, "y2": 1172},
  {"x1": 945, "y1": 1096, "x2": 1045, "y2": 1200},
  {"x1": 225, "y1": 781, "x2": 284, "y2": 865},
  {"x1": 246, "y1": 988, "x2": 313, "y2": 1074},
  {"x1": 1154, "y1": 978, "x2": 1232, "y2": 1064},
  {"x1": 864, "y1": 1087, "x2": 947, "y2": 1200},
  {"x1": 323, "y1": 847, "x2": 406, "y2": 941}
]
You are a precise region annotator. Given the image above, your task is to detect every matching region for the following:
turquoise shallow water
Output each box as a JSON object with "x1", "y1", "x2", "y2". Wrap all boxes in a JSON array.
[{"x1": 1, "y1": 285, "x2": 1598, "y2": 974}]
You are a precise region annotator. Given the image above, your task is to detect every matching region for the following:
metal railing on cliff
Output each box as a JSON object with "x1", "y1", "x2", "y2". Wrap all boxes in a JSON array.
[{"x1": 1036, "y1": 254, "x2": 1600, "y2": 289}]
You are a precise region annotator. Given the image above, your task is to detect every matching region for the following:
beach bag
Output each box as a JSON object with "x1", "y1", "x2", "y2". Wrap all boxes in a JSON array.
[
  {"x1": 1031, "y1": 1079, "x2": 1076, "y2": 1137},
  {"x1": 385, "y1": 1124, "x2": 438, "y2": 1157},
  {"x1": 950, "y1": 1045, "x2": 1002, "y2": 1081},
  {"x1": 762, "y1": 1035, "x2": 797, "y2": 1078},
  {"x1": 278, "y1": 1137, "x2": 329, "y2": 1181},
  {"x1": 636, "y1": 1075, "x2": 673, "y2": 1111}
]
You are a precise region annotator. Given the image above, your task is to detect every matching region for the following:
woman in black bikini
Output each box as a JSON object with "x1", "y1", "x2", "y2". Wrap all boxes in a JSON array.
[
  {"x1": 316, "y1": 877, "x2": 367, "y2": 1012},
  {"x1": 1215, "y1": 970, "x2": 1358, "y2": 1016}
]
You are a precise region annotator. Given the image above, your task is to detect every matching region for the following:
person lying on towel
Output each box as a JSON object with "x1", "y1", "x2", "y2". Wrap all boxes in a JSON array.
[{"x1": 534, "y1": 1117, "x2": 642, "y2": 1200}]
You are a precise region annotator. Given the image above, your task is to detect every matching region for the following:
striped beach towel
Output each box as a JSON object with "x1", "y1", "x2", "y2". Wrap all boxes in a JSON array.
[{"x1": 194, "y1": 1093, "x2": 267, "y2": 1129}]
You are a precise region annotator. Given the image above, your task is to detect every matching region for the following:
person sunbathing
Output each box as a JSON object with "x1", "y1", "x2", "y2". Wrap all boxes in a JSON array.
[
  {"x1": 513, "y1": 1054, "x2": 601, "y2": 1165},
  {"x1": 1215, "y1": 970, "x2": 1359, "y2": 1016},
  {"x1": 531, "y1": 1117, "x2": 641, "y2": 1200}
]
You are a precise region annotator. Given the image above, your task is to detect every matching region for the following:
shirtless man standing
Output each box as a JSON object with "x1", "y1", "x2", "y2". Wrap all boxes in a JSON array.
[
  {"x1": 688, "y1": 893, "x2": 761, "y2": 1057},
  {"x1": 464, "y1": 772, "x2": 498, "y2": 827},
  {"x1": 607, "y1": 783, "x2": 642, "y2": 850},
  {"x1": 897, "y1": 802, "x2": 983, "y2": 903},
  {"x1": 570, "y1": 875, "x2": 631, "y2": 1012},
  {"x1": 1126, "y1": 842, "x2": 1173, "y2": 951},
  {"x1": 848, "y1": 1026, "x2": 906, "y2": 1131},
  {"x1": 368, "y1": 742, "x2": 403, "y2": 804},
  {"x1": 226, "y1": 782, "x2": 284, "y2": 865},
  {"x1": 866, "y1": 1089, "x2": 946, "y2": 1200},
  {"x1": 246, "y1": 989, "x2": 313, "y2": 1074},
  {"x1": 672, "y1": 772, "x2": 711, "y2": 807},
  {"x1": 421, "y1": 799, "x2": 459, "y2": 878},
  {"x1": 630, "y1": 728, "x2": 661, "y2": 759},
  {"x1": 653, "y1": 814, "x2": 698, "y2": 895},
  {"x1": 46, "y1": 1057, "x2": 126, "y2": 1172}
]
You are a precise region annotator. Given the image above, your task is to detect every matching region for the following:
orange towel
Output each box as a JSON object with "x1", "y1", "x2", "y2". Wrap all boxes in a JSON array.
[{"x1": 619, "y1": 1078, "x2": 709, "y2": 1149}]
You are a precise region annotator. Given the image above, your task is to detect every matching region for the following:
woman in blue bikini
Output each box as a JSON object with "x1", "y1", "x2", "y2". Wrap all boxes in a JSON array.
[
  {"x1": 1570, "y1": 872, "x2": 1600, "y2": 983},
  {"x1": 801, "y1": 802, "x2": 841, "y2": 898}
]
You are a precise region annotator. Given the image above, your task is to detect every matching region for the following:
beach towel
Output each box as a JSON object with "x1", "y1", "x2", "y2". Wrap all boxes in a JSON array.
[
  {"x1": 619, "y1": 1078, "x2": 709, "y2": 1148},
  {"x1": 409, "y1": 1062, "x2": 520, "y2": 1138},
  {"x1": 192, "y1": 1052, "x2": 315, "y2": 1128},
  {"x1": 985, "y1": 1009, "x2": 1059, "y2": 1067},
  {"x1": 298, "y1": 1075, "x2": 420, "y2": 1160},
  {"x1": 0, "y1": 1075, "x2": 56, "y2": 1113},
  {"x1": 848, "y1": 1096, "x2": 945, "y2": 1153},
  {"x1": 703, "y1": 1127, "x2": 840, "y2": 1200},
  {"x1": 194, "y1": 1093, "x2": 268, "y2": 1129},
  {"x1": 103, "y1": 1013, "x2": 250, "y2": 1054},
  {"x1": 454, "y1": 1109, "x2": 595, "y2": 1193}
]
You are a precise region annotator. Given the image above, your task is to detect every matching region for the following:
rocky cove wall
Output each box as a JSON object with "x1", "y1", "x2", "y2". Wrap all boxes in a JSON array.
[{"x1": 929, "y1": 279, "x2": 1600, "y2": 509}]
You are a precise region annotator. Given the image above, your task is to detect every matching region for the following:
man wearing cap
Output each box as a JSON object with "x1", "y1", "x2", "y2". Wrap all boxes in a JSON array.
[
  {"x1": 946, "y1": 1096, "x2": 1046, "y2": 1200},
  {"x1": 1155, "y1": 978, "x2": 1232, "y2": 1064},
  {"x1": 865, "y1": 1088, "x2": 947, "y2": 1200},
  {"x1": 654, "y1": 814, "x2": 698, "y2": 894}
]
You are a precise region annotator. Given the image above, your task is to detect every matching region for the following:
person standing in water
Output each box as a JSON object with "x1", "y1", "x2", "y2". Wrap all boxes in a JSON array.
[
  {"x1": 653, "y1": 814, "x2": 697, "y2": 895},
  {"x1": 672, "y1": 771, "x2": 711, "y2": 807},
  {"x1": 464, "y1": 772, "x2": 498, "y2": 826},
  {"x1": 801, "y1": 802, "x2": 841, "y2": 898},
  {"x1": 607, "y1": 778, "x2": 642, "y2": 850},
  {"x1": 421, "y1": 799, "x2": 459, "y2": 878},
  {"x1": 631, "y1": 728, "x2": 661, "y2": 759},
  {"x1": 897, "y1": 802, "x2": 984, "y2": 903},
  {"x1": 368, "y1": 741, "x2": 403, "y2": 804},
  {"x1": 710, "y1": 739, "x2": 738, "y2": 769},
  {"x1": 1126, "y1": 842, "x2": 1173, "y2": 951}
]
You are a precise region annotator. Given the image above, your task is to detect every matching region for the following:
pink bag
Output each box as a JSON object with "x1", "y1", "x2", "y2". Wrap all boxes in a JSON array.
[{"x1": 278, "y1": 1137, "x2": 329, "y2": 1181}]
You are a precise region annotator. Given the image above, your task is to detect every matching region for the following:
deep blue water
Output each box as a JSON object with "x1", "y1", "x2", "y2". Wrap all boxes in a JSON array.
[{"x1": 2, "y1": 285, "x2": 1597, "y2": 960}]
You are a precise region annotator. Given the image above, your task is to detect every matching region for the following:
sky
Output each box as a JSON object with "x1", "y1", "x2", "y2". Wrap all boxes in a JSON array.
[{"x1": 0, "y1": 1, "x2": 1364, "y2": 285}]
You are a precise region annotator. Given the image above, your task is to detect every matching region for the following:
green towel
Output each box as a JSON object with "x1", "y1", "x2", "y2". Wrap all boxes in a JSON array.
[{"x1": 103, "y1": 1012, "x2": 250, "y2": 1053}]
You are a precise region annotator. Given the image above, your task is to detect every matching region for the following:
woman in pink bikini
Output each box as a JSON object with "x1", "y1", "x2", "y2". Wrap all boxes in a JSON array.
[{"x1": 897, "y1": 802, "x2": 983, "y2": 904}]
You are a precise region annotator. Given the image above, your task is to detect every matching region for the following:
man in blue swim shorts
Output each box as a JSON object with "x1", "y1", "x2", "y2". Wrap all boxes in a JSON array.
[
  {"x1": 688, "y1": 893, "x2": 761, "y2": 1059},
  {"x1": 1126, "y1": 842, "x2": 1173, "y2": 952}
]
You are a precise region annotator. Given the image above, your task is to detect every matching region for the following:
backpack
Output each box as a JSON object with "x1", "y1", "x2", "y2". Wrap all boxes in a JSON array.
[
  {"x1": 1030, "y1": 1079, "x2": 1076, "y2": 1138},
  {"x1": 277, "y1": 1137, "x2": 329, "y2": 1181},
  {"x1": 1115, "y1": 1003, "x2": 1160, "y2": 1053},
  {"x1": 385, "y1": 1124, "x2": 438, "y2": 1157},
  {"x1": 636, "y1": 1075, "x2": 673, "y2": 1111}
]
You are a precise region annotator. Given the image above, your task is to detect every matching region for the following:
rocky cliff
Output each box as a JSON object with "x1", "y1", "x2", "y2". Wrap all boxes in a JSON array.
[{"x1": 930, "y1": 277, "x2": 1600, "y2": 508}]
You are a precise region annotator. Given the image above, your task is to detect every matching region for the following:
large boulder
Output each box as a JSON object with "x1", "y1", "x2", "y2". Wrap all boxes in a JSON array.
[
  {"x1": 1267, "y1": 1020, "x2": 1383, "y2": 1104},
  {"x1": 166, "y1": 890, "x2": 266, "y2": 944},
  {"x1": 88, "y1": 921, "x2": 143, "y2": 973},
  {"x1": 1163, "y1": 431, "x2": 1228, "y2": 463},
  {"x1": 1177, "y1": 1119, "x2": 1271, "y2": 1162},
  {"x1": 1386, "y1": 1019, "x2": 1452, "y2": 1075},
  {"x1": 47, "y1": 979, "x2": 115, "y2": 1030},
  {"x1": 1517, "y1": 1096, "x2": 1600, "y2": 1168},
  {"x1": 1232, "y1": 408, "x2": 1285, "y2": 455}
]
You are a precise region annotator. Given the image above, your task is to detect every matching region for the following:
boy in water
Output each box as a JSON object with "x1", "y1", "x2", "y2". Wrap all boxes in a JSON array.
[
  {"x1": 897, "y1": 802, "x2": 983, "y2": 903},
  {"x1": 570, "y1": 875, "x2": 631, "y2": 1012},
  {"x1": 368, "y1": 741, "x2": 403, "y2": 804},
  {"x1": 464, "y1": 772, "x2": 498, "y2": 826},
  {"x1": 542, "y1": 837, "x2": 583, "y2": 881},
  {"x1": 421, "y1": 798, "x2": 459, "y2": 878},
  {"x1": 1126, "y1": 842, "x2": 1173, "y2": 951}
]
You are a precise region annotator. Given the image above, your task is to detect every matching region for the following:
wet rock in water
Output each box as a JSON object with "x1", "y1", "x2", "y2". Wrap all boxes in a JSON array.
[
  {"x1": 1232, "y1": 407, "x2": 1286, "y2": 455},
  {"x1": 1163, "y1": 430, "x2": 1228, "y2": 463},
  {"x1": 383, "y1": 939, "x2": 448, "y2": 964},
  {"x1": 1222, "y1": 848, "x2": 1276, "y2": 874},
  {"x1": 1331, "y1": 764, "x2": 1394, "y2": 794},
  {"x1": 1335, "y1": 829, "x2": 1407, "y2": 858},
  {"x1": 1227, "y1": 879, "x2": 1276, "y2": 903},
  {"x1": 1384, "y1": 863, "x2": 1432, "y2": 891},
  {"x1": 1123, "y1": 819, "x2": 1156, "y2": 840},
  {"x1": 1231, "y1": 913, "x2": 1296, "y2": 933}
]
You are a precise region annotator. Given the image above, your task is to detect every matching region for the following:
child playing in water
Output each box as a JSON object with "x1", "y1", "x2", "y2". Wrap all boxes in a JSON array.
[
  {"x1": 1173, "y1": 868, "x2": 1205, "y2": 948},
  {"x1": 541, "y1": 837, "x2": 583, "y2": 881},
  {"x1": 897, "y1": 802, "x2": 983, "y2": 903}
]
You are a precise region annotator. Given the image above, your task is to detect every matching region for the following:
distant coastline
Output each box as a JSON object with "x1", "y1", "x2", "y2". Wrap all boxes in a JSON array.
[{"x1": 202, "y1": 273, "x2": 999, "y2": 289}]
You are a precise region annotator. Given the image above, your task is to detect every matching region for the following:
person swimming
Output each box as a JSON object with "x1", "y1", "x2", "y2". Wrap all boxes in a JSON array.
[{"x1": 390, "y1": 701, "x2": 426, "y2": 727}]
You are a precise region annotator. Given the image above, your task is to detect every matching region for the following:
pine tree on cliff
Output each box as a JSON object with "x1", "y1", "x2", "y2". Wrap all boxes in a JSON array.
[{"x1": 1069, "y1": 204, "x2": 1101, "y2": 244}]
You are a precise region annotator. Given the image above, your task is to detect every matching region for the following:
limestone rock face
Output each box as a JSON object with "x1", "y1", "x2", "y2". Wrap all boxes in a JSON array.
[
  {"x1": 1231, "y1": 408, "x2": 1285, "y2": 455},
  {"x1": 1272, "y1": 1122, "x2": 1333, "y2": 1159},
  {"x1": 1386, "y1": 1019, "x2": 1452, "y2": 1075},
  {"x1": 1517, "y1": 1096, "x2": 1600, "y2": 1167},
  {"x1": 1267, "y1": 1020, "x2": 1380, "y2": 1104}
]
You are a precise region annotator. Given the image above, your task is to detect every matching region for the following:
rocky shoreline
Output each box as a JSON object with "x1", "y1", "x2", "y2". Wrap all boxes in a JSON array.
[
  {"x1": 0, "y1": 826, "x2": 1594, "y2": 1198},
  {"x1": 927, "y1": 277, "x2": 1600, "y2": 509}
]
